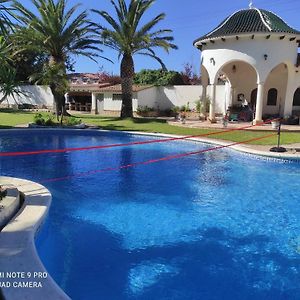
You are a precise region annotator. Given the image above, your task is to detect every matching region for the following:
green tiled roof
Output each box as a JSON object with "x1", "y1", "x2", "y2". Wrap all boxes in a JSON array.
[{"x1": 194, "y1": 8, "x2": 300, "y2": 44}]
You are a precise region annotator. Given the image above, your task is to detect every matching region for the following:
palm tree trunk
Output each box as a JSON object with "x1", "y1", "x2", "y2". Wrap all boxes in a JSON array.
[
  {"x1": 49, "y1": 56, "x2": 69, "y2": 118},
  {"x1": 120, "y1": 54, "x2": 134, "y2": 118}
]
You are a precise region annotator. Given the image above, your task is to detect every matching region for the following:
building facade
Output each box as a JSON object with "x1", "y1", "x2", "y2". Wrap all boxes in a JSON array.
[{"x1": 193, "y1": 6, "x2": 300, "y2": 123}]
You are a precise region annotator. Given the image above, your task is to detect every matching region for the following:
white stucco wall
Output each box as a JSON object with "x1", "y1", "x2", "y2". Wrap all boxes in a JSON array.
[
  {"x1": 0, "y1": 85, "x2": 54, "y2": 107},
  {"x1": 103, "y1": 92, "x2": 138, "y2": 111},
  {"x1": 137, "y1": 87, "x2": 158, "y2": 109},
  {"x1": 197, "y1": 33, "x2": 300, "y2": 117},
  {"x1": 137, "y1": 85, "x2": 227, "y2": 114},
  {"x1": 263, "y1": 64, "x2": 288, "y2": 115},
  {"x1": 292, "y1": 73, "x2": 300, "y2": 113},
  {"x1": 284, "y1": 70, "x2": 300, "y2": 115},
  {"x1": 200, "y1": 34, "x2": 299, "y2": 84}
]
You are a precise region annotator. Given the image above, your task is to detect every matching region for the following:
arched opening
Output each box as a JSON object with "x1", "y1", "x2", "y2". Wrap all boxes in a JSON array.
[
  {"x1": 267, "y1": 88, "x2": 278, "y2": 106},
  {"x1": 293, "y1": 88, "x2": 300, "y2": 106},
  {"x1": 264, "y1": 63, "x2": 288, "y2": 117},
  {"x1": 201, "y1": 64, "x2": 210, "y2": 87},
  {"x1": 214, "y1": 60, "x2": 258, "y2": 121}
]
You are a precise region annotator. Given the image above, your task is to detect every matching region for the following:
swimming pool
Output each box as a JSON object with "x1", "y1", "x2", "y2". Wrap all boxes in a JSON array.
[{"x1": 0, "y1": 130, "x2": 300, "y2": 299}]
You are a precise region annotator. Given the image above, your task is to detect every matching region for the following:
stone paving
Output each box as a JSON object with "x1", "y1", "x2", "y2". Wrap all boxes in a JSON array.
[{"x1": 167, "y1": 119, "x2": 300, "y2": 153}]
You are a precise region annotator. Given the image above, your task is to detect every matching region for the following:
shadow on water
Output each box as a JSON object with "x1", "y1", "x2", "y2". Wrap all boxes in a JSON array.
[{"x1": 51, "y1": 223, "x2": 300, "y2": 300}]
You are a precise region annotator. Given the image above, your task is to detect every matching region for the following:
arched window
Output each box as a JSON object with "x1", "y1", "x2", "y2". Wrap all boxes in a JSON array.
[
  {"x1": 293, "y1": 88, "x2": 300, "y2": 106},
  {"x1": 267, "y1": 88, "x2": 277, "y2": 106}
]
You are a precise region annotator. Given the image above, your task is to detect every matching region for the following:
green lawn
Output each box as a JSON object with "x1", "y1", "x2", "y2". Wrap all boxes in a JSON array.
[
  {"x1": 0, "y1": 109, "x2": 299, "y2": 145},
  {"x1": 0, "y1": 109, "x2": 37, "y2": 128},
  {"x1": 77, "y1": 114, "x2": 300, "y2": 145}
]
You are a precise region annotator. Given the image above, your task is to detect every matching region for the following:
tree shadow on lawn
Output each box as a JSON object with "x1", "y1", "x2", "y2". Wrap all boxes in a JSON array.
[
  {"x1": 80, "y1": 115, "x2": 167, "y2": 124},
  {"x1": 0, "y1": 108, "x2": 35, "y2": 115},
  {"x1": 131, "y1": 118, "x2": 166, "y2": 124},
  {"x1": 99, "y1": 124, "x2": 152, "y2": 132}
]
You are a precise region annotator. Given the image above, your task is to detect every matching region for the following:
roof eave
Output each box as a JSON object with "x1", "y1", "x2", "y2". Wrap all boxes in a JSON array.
[{"x1": 194, "y1": 32, "x2": 300, "y2": 48}]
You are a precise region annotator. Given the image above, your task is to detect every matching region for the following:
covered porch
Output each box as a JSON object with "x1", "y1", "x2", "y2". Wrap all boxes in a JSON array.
[
  {"x1": 66, "y1": 92, "x2": 92, "y2": 112},
  {"x1": 201, "y1": 60, "x2": 296, "y2": 124}
]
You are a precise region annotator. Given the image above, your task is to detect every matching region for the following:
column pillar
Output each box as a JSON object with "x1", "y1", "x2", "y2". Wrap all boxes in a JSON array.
[
  {"x1": 283, "y1": 72, "x2": 295, "y2": 117},
  {"x1": 254, "y1": 82, "x2": 264, "y2": 124},
  {"x1": 91, "y1": 92, "x2": 98, "y2": 114},
  {"x1": 230, "y1": 87, "x2": 235, "y2": 107},
  {"x1": 209, "y1": 84, "x2": 216, "y2": 123},
  {"x1": 201, "y1": 85, "x2": 207, "y2": 117}
]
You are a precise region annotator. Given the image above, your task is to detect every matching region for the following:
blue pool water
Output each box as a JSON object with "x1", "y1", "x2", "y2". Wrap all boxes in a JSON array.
[{"x1": 1, "y1": 130, "x2": 300, "y2": 299}]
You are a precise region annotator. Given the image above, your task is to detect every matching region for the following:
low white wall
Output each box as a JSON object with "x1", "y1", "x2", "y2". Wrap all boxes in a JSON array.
[
  {"x1": 103, "y1": 92, "x2": 138, "y2": 111},
  {"x1": 0, "y1": 85, "x2": 54, "y2": 108},
  {"x1": 138, "y1": 85, "x2": 227, "y2": 113},
  {"x1": 100, "y1": 85, "x2": 228, "y2": 114},
  {"x1": 138, "y1": 87, "x2": 158, "y2": 109},
  {"x1": 157, "y1": 86, "x2": 203, "y2": 110}
]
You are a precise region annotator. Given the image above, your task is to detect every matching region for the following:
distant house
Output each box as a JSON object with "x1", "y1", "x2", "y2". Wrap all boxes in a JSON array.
[
  {"x1": 68, "y1": 83, "x2": 155, "y2": 114},
  {"x1": 67, "y1": 71, "x2": 233, "y2": 115},
  {"x1": 67, "y1": 81, "x2": 230, "y2": 115},
  {"x1": 67, "y1": 73, "x2": 102, "y2": 85},
  {"x1": 67, "y1": 82, "x2": 112, "y2": 113}
]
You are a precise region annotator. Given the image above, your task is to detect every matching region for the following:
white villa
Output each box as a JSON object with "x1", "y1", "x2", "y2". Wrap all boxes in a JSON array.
[
  {"x1": 4, "y1": 4, "x2": 300, "y2": 124},
  {"x1": 193, "y1": 4, "x2": 300, "y2": 124},
  {"x1": 66, "y1": 5, "x2": 300, "y2": 122}
]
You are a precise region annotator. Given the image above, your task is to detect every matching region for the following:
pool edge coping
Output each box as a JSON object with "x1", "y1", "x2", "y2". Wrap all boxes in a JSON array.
[
  {"x1": 0, "y1": 127, "x2": 299, "y2": 160},
  {"x1": 0, "y1": 177, "x2": 70, "y2": 300}
]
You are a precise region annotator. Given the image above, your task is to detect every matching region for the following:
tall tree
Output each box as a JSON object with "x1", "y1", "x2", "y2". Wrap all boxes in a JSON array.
[
  {"x1": 0, "y1": 63, "x2": 26, "y2": 105},
  {"x1": 0, "y1": 36, "x2": 25, "y2": 107},
  {"x1": 12, "y1": 0, "x2": 101, "y2": 116},
  {"x1": 0, "y1": 0, "x2": 15, "y2": 36},
  {"x1": 93, "y1": 0, "x2": 177, "y2": 118}
]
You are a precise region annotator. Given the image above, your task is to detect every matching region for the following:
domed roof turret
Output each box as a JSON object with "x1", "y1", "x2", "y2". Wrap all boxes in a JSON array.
[{"x1": 194, "y1": 8, "x2": 300, "y2": 46}]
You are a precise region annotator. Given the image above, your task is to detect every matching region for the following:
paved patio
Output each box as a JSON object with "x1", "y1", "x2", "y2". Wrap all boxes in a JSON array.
[{"x1": 167, "y1": 119, "x2": 300, "y2": 153}]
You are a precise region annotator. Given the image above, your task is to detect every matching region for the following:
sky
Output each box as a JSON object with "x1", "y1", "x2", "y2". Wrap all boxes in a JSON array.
[{"x1": 20, "y1": 0, "x2": 300, "y2": 75}]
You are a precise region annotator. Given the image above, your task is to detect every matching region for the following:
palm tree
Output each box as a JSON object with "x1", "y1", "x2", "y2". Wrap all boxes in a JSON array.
[
  {"x1": 0, "y1": 64, "x2": 27, "y2": 106},
  {"x1": 0, "y1": 0, "x2": 15, "y2": 36},
  {"x1": 93, "y1": 0, "x2": 177, "y2": 118},
  {"x1": 12, "y1": 0, "x2": 102, "y2": 115},
  {"x1": 29, "y1": 62, "x2": 68, "y2": 122},
  {"x1": 0, "y1": 36, "x2": 26, "y2": 106}
]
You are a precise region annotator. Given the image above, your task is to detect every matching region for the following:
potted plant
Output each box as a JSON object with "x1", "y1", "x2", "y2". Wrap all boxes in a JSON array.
[
  {"x1": 222, "y1": 112, "x2": 229, "y2": 128},
  {"x1": 271, "y1": 119, "x2": 280, "y2": 129},
  {"x1": 171, "y1": 106, "x2": 180, "y2": 119},
  {"x1": 180, "y1": 111, "x2": 186, "y2": 124}
]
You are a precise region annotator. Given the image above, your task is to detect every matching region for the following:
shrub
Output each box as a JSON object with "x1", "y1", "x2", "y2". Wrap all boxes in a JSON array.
[
  {"x1": 195, "y1": 100, "x2": 202, "y2": 113},
  {"x1": 179, "y1": 103, "x2": 191, "y2": 112},
  {"x1": 134, "y1": 69, "x2": 185, "y2": 86},
  {"x1": 64, "y1": 116, "x2": 81, "y2": 126},
  {"x1": 33, "y1": 113, "x2": 45, "y2": 125},
  {"x1": 171, "y1": 106, "x2": 180, "y2": 113},
  {"x1": 163, "y1": 109, "x2": 173, "y2": 117},
  {"x1": 136, "y1": 105, "x2": 154, "y2": 114},
  {"x1": 44, "y1": 113, "x2": 55, "y2": 126}
]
